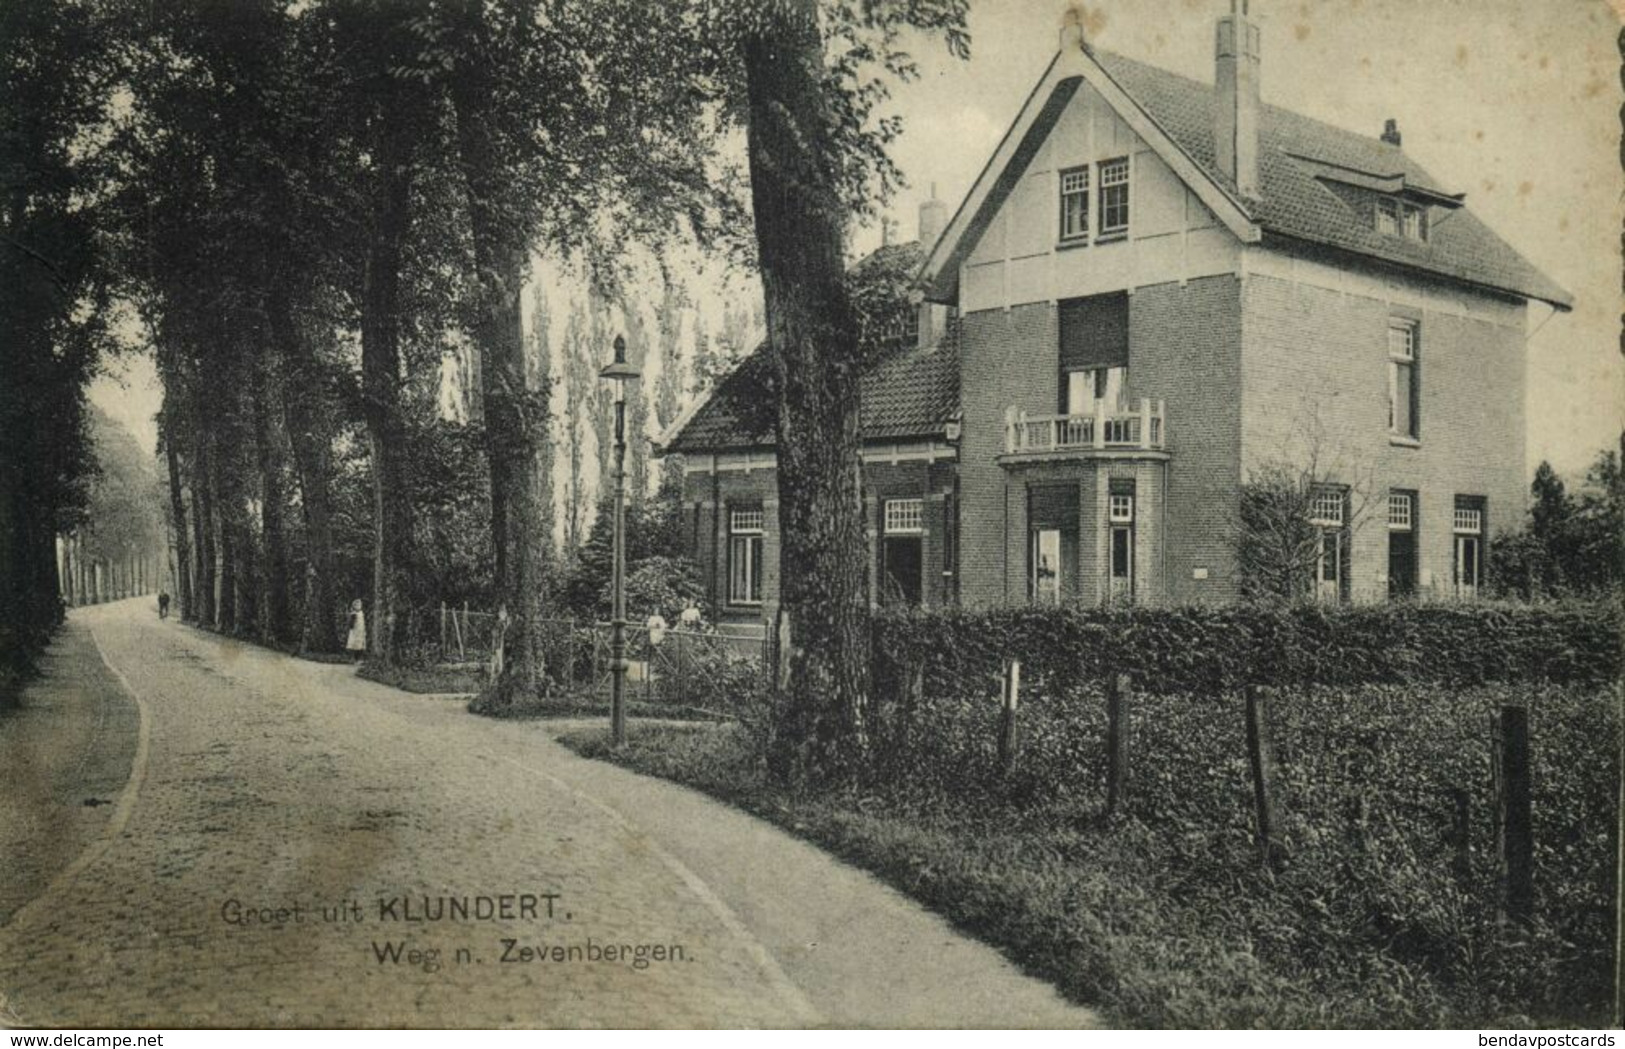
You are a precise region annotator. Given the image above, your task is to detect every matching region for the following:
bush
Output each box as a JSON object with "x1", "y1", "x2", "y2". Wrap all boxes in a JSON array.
[{"x1": 872, "y1": 601, "x2": 1620, "y2": 697}]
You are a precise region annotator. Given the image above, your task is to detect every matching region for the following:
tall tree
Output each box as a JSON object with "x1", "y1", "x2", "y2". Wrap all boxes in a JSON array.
[{"x1": 733, "y1": 0, "x2": 968, "y2": 784}]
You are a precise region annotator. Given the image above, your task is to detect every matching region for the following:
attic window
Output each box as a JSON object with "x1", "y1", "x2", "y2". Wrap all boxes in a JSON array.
[
  {"x1": 1099, "y1": 158, "x2": 1130, "y2": 236},
  {"x1": 1059, "y1": 167, "x2": 1090, "y2": 241},
  {"x1": 1376, "y1": 197, "x2": 1427, "y2": 242}
]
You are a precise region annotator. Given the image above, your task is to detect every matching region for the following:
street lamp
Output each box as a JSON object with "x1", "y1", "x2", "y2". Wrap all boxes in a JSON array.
[{"x1": 600, "y1": 333, "x2": 640, "y2": 747}]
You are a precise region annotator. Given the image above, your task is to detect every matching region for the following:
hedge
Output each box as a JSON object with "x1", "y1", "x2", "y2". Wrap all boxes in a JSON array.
[{"x1": 872, "y1": 600, "x2": 1621, "y2": 696}]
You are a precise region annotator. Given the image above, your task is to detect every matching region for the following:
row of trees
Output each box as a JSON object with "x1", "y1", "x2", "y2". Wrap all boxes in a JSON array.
[
  {"x1": 0, "y1": 0, "x2": 117, "y2": 701},
  {"x1": 4, "y1": 0, "x2": 972, "y2": 784}
]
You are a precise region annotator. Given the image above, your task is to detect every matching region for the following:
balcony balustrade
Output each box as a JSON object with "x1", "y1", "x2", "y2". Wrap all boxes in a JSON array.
[{"x1": 1003, "y1": 398, "x2": 1167, "y2": 455}]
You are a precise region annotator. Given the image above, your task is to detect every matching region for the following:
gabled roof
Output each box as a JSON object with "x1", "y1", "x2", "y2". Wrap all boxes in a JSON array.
[
  {"x1": 923, "y1": 45, "x2": 1572, "y2": 312},
  {"x1": 662, "y1": 242, "x2": 962, "y2": 455}
]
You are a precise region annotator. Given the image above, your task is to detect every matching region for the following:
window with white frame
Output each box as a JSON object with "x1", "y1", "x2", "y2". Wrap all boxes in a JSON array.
[
  {"x1": 1376, "y1": 197, "x2": 1400, "y2": 236},
  {"x1": 1376, "y1": 196, "x2": 1427, "y2": 241},
  {"x1": 1099, "y1": 157, "x2": 1130, "y2": 236},
  {"x1": 1453, "y1": 496, "x2": 1485, "y2": 598},
  {"x1": 1311, "y1": 487, "x2": 1347, "y2": 603},
  {"x1": 1388, "y1": 490, "x2": 1418, "y2": 598},
  {"x1": 1309, "y1": 487, "x2": 1345, "y2": 527},
  {"x1": 1387, "y1": 491, "x2": 1413, "y2": 530},
  {"x1": 1402, "y1": 205, "x2": 1427, "y2": 241},
  {"x1": 1059, "y1": 167, "x2": 1090, "y2": 241},
  {"x1": 881, "y1": 499, "x2": 925, "y2": 606},
  {"x1": 728, "y1": 508, "x2": 764, "y2": 605},
  {"x1": 1109, "y1": 493, "x2": 1134, "y2": 523},
  {"x1": 884, "y1": 499, "x2": 924, "y2": 535},
  {"x1": 1388, "y1": 319, "x2": 1419, "y2": 439}
]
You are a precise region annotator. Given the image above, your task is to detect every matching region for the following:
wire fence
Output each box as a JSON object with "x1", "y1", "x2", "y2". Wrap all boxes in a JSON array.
[{"x1": 410, "y1": 602, "x2": 769, "y2": 713}]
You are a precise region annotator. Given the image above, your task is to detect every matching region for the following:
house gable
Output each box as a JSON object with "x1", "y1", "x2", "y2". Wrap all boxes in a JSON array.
[
  {"x1": 923, "y1": 42, "x2": 1261, "y2": 308},
  {"x1": 953, "y1": 68, "x2": 1250, "y2": 313},
  {"x1": 925, "y1": 43, "x2": 1572, "y2": 314}
]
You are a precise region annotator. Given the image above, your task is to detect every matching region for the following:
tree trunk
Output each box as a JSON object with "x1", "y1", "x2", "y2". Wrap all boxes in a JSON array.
[
  {"x1": 742, "y1": 0, "x2": 873, "y2": 786},
  {"x1": 360, "y1": 109, "x2": 416, "y2": 663},
  {"x1": 270, "y1": 291, "x2": 341, "y2": 653},
  {"x1": 165, "y1": 438, "x2": 193, "y2": 620},
  {"x1": 253, "y1": 344, "x2": 291, "y2": 645},
  {"x1": 191, "y1": 429, "x2": 217, "y2": 627},
  {"x1": 449, "y1": 36, "x2": 551, "y2": 704}
]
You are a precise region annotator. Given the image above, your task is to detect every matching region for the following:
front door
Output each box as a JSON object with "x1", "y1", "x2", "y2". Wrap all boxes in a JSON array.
[{"x1": 1031, "y1": 528, "x2": 1061, "y2": 605}]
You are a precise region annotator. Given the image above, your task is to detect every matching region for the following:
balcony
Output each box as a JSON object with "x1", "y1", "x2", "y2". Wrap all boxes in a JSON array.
[{"x1": 1002, "y1": 399, "x2": 1167, "y2": 458}]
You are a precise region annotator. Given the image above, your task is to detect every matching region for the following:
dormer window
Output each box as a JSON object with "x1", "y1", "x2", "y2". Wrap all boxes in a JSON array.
[{"x1": 1377, "y1": 196, "x2": 1427, "y2": 242}]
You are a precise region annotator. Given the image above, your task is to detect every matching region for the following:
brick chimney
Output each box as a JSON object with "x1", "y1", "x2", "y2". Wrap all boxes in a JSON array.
[
  {"x1": 918, "y1": 183, "x2": 948, "y2": 251},
  {"x1": 1381, "y1": 118, "x2": 1402, "y2": 147},
  {"x1": 1214, "y1": 0, "x2": 1262, "y2": 198}
]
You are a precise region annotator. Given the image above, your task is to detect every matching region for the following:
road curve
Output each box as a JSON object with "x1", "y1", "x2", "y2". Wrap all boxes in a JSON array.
[{"x1": 0, "y1": 602, "x2": 1094, "y2": 1028}]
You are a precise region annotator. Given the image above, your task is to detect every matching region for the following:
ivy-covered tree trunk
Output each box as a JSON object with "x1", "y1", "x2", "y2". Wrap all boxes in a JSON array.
[
  {"x1": 270, "y1": 291, "x2": 340, "y2": 653},
  {"x1": 253, "y1": 337, "x2": 291, "y2": 644},
  {"x1": 360, "y1": 111, "x2": 416, "y2": 663},
  {"x1": 449, "y1": 42, "x2": 551, "y2": 705},
  {"x1": 163, "y1": 425, "x2": 192, "y2": 621},
  {"x1": 742, "y1": 0, "x2": 872, "y2": 786},
  {"x1": 189, "y1": 424, "x2": 217, "y2": 627}
]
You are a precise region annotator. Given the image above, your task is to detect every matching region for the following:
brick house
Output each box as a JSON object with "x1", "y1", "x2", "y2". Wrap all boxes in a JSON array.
[{"x1": 663, "y1": 5, "x2": 1571, "y2": 627}]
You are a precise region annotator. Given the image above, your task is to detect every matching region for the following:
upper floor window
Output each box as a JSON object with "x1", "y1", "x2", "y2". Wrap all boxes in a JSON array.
[
  {"x1": 1388, "y1": 319, "x2": 1419, "y2": 440},
  {"x1": 1059, "y1": 167, "x2": 1090, "y2": 241},
  {"x1": 1377, "y1": 196, "x2": 1427, "y2": 241},
  {"x1": 1058, "y1": 291, "x2": 1130, "y2": 412},
  {"x1": 1099, "y1": 157, "x2": 1130, "y2": 237}
]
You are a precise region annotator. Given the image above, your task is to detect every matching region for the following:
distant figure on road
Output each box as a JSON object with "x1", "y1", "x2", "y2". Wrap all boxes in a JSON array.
[
  {"x1": 346, "y1": 599, "x2": 367, "y2": 661},
  {"x1": 157, "y1": 590, "x2": 170, "y2": 619}
]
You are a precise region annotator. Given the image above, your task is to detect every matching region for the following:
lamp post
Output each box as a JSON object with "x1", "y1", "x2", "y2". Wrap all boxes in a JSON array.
[{"x1": 600, "y1": 333, "x2": 640, "y2": 747}]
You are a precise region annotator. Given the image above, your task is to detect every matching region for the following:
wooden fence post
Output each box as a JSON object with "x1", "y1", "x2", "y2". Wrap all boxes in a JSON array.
[
  {"x1": 1492, "y1": 706, "x2": 1533, "y2": 921},
  {"x1": 1106, "y1": 672, "x2": 1131, "y2": 816},
  {"x1": 898, "y1": 658, "x2": 923, "y2": 758},
  {"x1": 997, "y1": 658, "x2": 1021, "y2": 774},
  {"x1": 1450, "y1": 786, "x2": 1472, "y2": 882},
  {"x1": 1244, "y1": 685, "x2": 1282, "y2": 868}
]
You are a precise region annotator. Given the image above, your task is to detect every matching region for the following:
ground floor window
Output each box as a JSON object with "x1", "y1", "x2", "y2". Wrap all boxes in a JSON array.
[
  {"x1": 1031, "y1": 528, "x2": 1062, "y2": 605},
  {"x1": 1028, "y1": 484, "x2": 1079, "y2": 606},
  {"x1": 1388, "y1": 489, "x2": 1417, "y2": 598},
  {"x1": 1453, "y1": 496, "x2": 1485, "y2": 599},
  {"x1": 880, "y1": 498, "x2": 924, "y2": 606},
  {"x1": 1108, "y1": 484, "x2": 1134, "y2": 603},
  {"x1": 1310, "y1": 486, "x2": 1348, "y2": 603},
  {"x1": 728, "y1": 508, "x2": 764, "y2": 605}
]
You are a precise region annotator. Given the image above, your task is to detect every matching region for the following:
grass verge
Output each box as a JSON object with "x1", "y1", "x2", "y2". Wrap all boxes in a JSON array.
[
  {"x1": 358, "y1": 660, "x2": 484, "y2": 695},
  {"x1": 557, "y1": 717, "x2": 1610, "y2": 1029}
]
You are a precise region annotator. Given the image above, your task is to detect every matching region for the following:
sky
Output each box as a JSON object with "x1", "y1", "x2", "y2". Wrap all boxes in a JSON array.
[{"x1": 94, "y1": 0, "x2": 1623, "y2": 481}]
